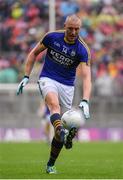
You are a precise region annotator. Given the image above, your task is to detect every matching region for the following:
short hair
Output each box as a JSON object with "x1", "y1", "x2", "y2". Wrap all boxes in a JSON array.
[{"x1": 65, "y1": 14, "x2": 81, "y2": 25}]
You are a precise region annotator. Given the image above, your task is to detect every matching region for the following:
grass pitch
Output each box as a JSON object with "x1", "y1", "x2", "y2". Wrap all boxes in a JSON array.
[{"x1": 0, "y1": 141, "x2": 123, "y2": 179}]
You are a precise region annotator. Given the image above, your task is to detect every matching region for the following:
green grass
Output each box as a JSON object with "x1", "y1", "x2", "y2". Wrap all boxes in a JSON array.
[{"x1": 0, "y1": 141, "x2": 123, "y2": 179}]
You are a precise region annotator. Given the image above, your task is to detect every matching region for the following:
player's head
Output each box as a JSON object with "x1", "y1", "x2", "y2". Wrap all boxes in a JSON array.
[{"x1": 64, "y1": 14, "x2": 81, "y2": 43}]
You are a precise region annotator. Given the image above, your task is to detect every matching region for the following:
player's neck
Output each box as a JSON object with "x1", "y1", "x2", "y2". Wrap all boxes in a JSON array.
[{"x1": 64, "y1": 36, "x2": 76, "y2": 44}]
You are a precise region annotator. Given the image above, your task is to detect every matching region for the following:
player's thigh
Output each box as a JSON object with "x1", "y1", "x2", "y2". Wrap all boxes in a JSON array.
[
  {"x1": 38, "y1": 77, "x2": 58, "y2": 97},
  {"x1": 38, "y1": 77, "x2": 60, "y2": 113},
  {"x1": 58, "y1": 84, "x2": 74, "y2": 114},
  {"x1": 45, "y1": 92, "x2": 60, "y2": 113}
]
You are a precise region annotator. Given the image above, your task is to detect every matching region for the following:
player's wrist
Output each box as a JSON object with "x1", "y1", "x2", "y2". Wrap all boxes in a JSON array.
[
  {"x1": 82, "y1": 99, "x2": 89, "y2": 104},
  {"x1": 24, "y1": 75, "x2": 29, "y2": 79}
]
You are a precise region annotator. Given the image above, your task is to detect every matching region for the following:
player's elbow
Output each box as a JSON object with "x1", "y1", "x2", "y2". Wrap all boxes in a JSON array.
[{"x1": 29, "y1": 50, "x2": 37, "y2": 59}]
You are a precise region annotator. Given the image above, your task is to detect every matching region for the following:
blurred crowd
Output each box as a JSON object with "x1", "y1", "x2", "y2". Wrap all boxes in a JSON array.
[{"x1": 0, "y1": 0, "x2": 123, "y2": 97}]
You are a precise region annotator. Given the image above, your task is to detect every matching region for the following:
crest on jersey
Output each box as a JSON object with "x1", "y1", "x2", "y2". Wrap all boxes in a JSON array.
[{"x1": 71, "y1": 50, "x2": 76, "y2": 56}]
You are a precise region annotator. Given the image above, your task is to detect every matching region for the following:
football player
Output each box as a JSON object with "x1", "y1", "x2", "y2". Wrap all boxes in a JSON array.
[{"x1": 17, "y1": 14, "x2": 92, "y2": 174}]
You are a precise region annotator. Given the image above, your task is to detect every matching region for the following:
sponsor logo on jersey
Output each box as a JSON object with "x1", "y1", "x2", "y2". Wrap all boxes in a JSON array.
[{"x1": 50, "y1": 49, "x2": 74, "y2": 66}]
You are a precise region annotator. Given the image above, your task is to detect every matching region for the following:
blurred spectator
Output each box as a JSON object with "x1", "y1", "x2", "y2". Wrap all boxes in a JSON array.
[
  {"x1": 94, "y1": 64, "x2": 115, "y2": 97},
  {"x1": 59, "y1": 0, "x2": 80, "y2": 22},
  {"x1": 0, "y1": 56, "x2": 18, "y2": 83},
  {"x1": 11, "y1": 2, "x2": 24, "y2": 19},
  {"x1": 0, "y1": 68, "x2": 18, "y2": 83}
]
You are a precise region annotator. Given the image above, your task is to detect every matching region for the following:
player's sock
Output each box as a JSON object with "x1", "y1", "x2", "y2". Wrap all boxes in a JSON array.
[
  {"x1": 50, "y1": 113, "x2": 64, "y2": 141},
  {"x1": 47, "y1": 137, "x2": 64, "y2": 166}
]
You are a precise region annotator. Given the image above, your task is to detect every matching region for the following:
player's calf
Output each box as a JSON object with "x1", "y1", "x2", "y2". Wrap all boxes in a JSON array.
[{"x1": 50, "y1": 113, "x2": 65, "y2": 142}]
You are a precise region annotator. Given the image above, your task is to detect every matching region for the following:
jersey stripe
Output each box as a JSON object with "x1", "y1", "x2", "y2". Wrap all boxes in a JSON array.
[
  {"x1": 78, "y1": 36, "x2": 91, "y2": 65},
  {"x1": 40, "y1": 30, "x2": 65, "y2": 44}
]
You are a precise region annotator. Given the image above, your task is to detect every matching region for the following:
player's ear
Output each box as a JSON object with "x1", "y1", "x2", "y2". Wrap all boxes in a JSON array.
[{"x1": 64, "y1": 23, "x2": 66, "y2": 29}]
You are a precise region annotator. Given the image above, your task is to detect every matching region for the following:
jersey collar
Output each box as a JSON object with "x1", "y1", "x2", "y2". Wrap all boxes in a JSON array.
[{"x1": 64, "y1": 36, "x2": 77, "y2": 44}]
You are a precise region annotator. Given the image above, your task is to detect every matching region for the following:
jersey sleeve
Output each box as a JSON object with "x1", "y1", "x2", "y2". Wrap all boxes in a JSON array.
[
  {"x1": 78, "y1": 38, "x2": 91, "y2": 65},
  {"x1": 40, "y1": 32, "x2": 53, "y2": 47},
  {"x1": 80, "y1": 46, "x2": 91, "y2": 65}
]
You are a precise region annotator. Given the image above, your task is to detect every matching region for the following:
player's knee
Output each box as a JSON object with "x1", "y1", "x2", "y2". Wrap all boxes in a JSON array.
[{"x1": 48, "y1": 102, "x2": 60, "y2": 114}]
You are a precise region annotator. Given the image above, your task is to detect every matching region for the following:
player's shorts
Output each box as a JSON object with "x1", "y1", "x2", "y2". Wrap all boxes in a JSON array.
[{"x1": 38, "y1": 77, "x2": 74, "y2": 114}]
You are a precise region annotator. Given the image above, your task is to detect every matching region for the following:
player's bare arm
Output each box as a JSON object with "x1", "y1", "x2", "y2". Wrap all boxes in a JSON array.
[
  {"x1": 78, "y1": 63, "x2": 91, "y2": 119},
  {"x1": 17, "y1": 42, "x2": 46, "y2": 95},
  {"x1": 81, "y1": 63, "x2": 92, "y2": 101},
  {"x1": 25, "y1": 42, "x2": 46, "y2": 76}
]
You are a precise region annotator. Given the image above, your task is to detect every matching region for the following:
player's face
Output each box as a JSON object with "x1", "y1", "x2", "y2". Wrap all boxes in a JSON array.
[{"x1": 64, "y1": 21, "x2": 81, "y2": 42}]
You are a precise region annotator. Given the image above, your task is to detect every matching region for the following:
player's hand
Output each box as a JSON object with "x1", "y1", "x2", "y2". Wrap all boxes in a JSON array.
[
  {"x1": 79, "y1": 99, "x2": 90, "y2": 119},
  {"x1": 16, "y1": 76, "x2": 29, "y2": 95}
]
